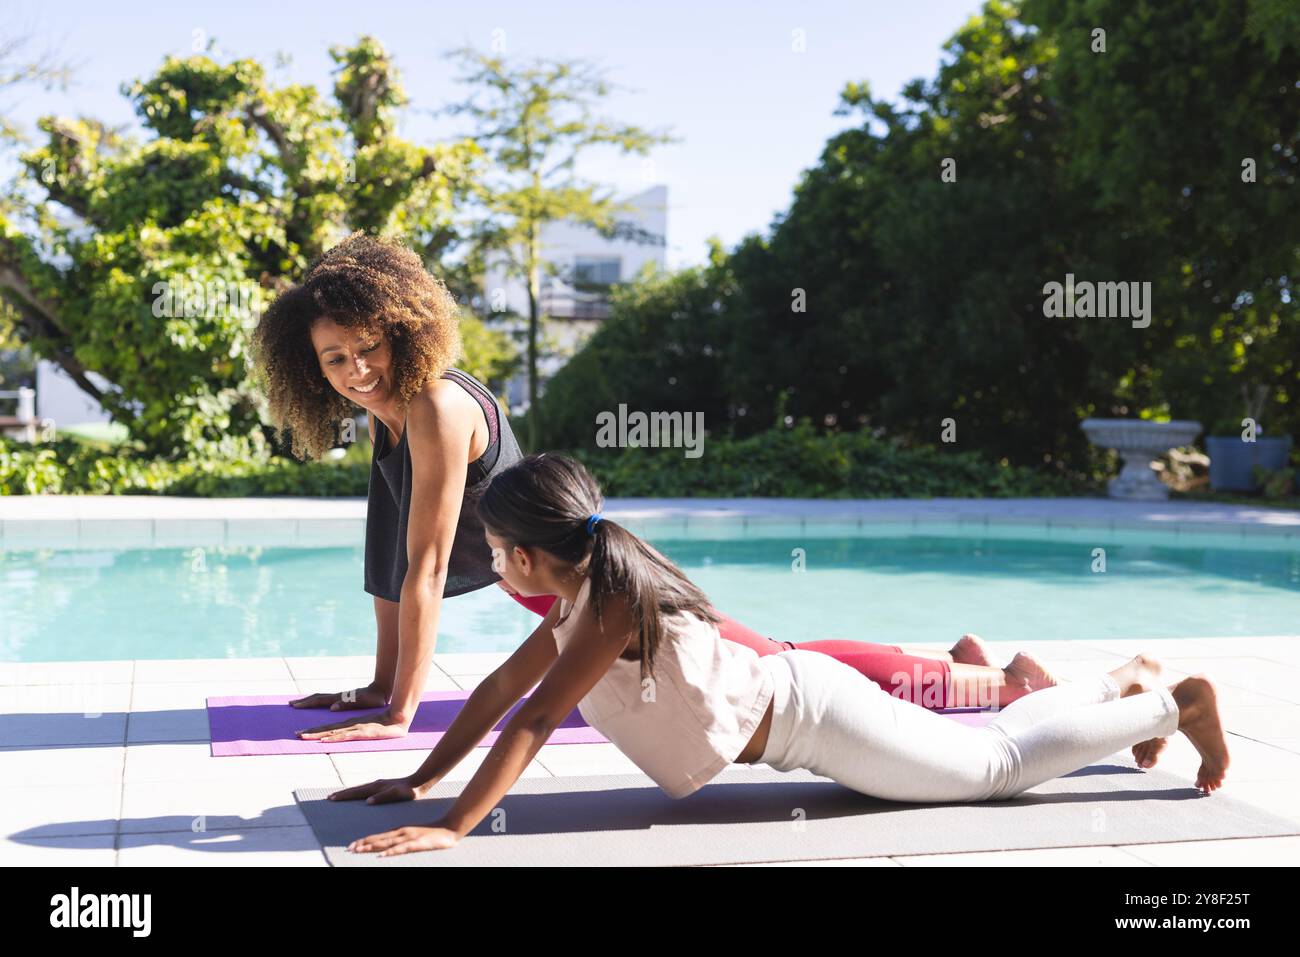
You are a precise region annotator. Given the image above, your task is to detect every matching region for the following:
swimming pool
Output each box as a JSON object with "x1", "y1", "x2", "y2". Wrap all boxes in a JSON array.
[{"x1": 3, "y1": 529, "x2": 1298, "y2": 661}]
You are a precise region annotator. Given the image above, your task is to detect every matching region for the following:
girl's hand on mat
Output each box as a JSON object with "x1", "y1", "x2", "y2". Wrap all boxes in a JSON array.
[
  {"x1": 328, "y1": 776, "x2": 428, "y2": 805},
  {"x1": 296, "y1": 708, "x2": 411, "y2": 742},
  {"x1": 348, "y1": 824, "x2": 459, "y2": 857},
  {"x1": 289, "y1": 684, "x2": 390, "y2": 712}
]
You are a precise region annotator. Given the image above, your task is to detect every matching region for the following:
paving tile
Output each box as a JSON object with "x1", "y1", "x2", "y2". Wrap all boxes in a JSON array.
[
  {"x1": 1117, "y1": 835, "x2": 1300, "y2": 866},
  {"x1": 119, "y1": 779, "x2": 311, "y2": 834},
  {"x1": 1220, "y1": 705, "x2": 1300, "y2": 741},
  {"x1": 1124, "y1": 734, "x2": 1300, "y2": 785},
  {"x1": 116, "y1": 825, "x2": 327, "y2": 866},
  {"x1": 284, "y1": 656, "x2": 380, "y2": 681},
  {"x1": 894, "y1": 846, "x2": 1152, "y2": 867},
  {"x1": 123, "y1": 743, "x2": 340, "y2": 785},
  {"x1": 534, "y1": 743, "x2": 643, "y2": 777},
  {"x1": 0, "y1": 783, "x2": 120, "y2": 838},
  {"x1": 0, "y1": 682, "x2": 132, "y2": 714},
  {"x1": 1077, "y1": 638, "x2": 1249, "y2": 659},
  {"x1": 133, "y1": 658, "x2": 293, "y2": 683},
  {"x1": 431, "y1": 653, "x2": 511, "y2": 676},
  {"x1": 0, "y1": 712, "x2": 126, "y2": 748},
  {"x1": 329, "y1": 748, "x2": 553, "y2": 787},
  {"x1": 1210, "y1": 781, "x2": 1300, "y2": 824},
  {"x1": 0, "y1": 683, "x2": 131, "y2": 746},
  {"x1": 1260, "y1": 737, "x2": 1300, "y2": 755},
  {"x1": 1158, "y1": 657, "x2": 1300, "y2": 706},
  {"x1": 128, "y1": 680, "x2": 302, "y2": 743},
  {"x1": 0, "y1": 834, "x2": 117, "y2": 865},
  {"x1": 722, "y1": 856, "x2": 902, "y2": 867},
  {"x1": 1200, "y1": 637, "x2": 1300, "y2": 668},
  {"x1": 983, "y1": 640, "x2": 1129, "y2": 662},
  {"x1": 0, "y1": 661, "x2": 134, "y2": 686},
  {"x1": 0, "y1": 744, "x2": 126, "y2": 785}
]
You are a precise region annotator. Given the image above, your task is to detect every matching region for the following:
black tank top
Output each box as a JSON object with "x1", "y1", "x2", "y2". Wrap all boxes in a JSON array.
[{"x1": 363, "y1": 367, "x2": 524, "y2": 602}]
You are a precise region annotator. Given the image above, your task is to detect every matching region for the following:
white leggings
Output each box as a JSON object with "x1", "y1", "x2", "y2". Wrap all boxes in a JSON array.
[{"x1": 757, "y1": 649, "x2": 1182, "y2": 802}]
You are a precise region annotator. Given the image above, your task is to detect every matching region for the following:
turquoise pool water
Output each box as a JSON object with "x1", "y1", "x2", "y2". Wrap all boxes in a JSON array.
[{"x1": 2, "y1": 534, "x2": 1298, "y2": 661}]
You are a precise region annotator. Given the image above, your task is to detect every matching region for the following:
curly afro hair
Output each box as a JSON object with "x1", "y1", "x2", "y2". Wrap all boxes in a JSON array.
[{"x1": 250, "y1": 231, "x2": 462, "y2": 461}]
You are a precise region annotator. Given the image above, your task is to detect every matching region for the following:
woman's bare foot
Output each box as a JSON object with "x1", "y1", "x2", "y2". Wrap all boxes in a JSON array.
[
  {"x1": 1004, "y1": 651, "x2": 1059, "y2": 693},
  {"x1": 1171, "y1": 675, "x2": 1230, "y2": 794},
  {"x1": 1106, "y1": 654, "x2": 1170, "y2": 769},
  {"x1": 950, "y1": 633, "x2": 995, "y2": 666}
]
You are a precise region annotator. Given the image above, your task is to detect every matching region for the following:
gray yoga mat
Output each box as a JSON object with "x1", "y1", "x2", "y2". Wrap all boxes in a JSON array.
[{"x1": 295, "y1": 762, "x2": 1300, "y2": 866}]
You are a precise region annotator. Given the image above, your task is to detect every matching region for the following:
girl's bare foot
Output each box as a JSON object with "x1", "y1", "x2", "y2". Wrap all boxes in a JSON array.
[
  {"x1": 1171, "y1": 675, "x2": 1230, "y2": 794},
  {"x1": 1004, "y1": 652, "x2": 1059, "y2": 692},
  {"x1": 950, "y1": 633, "x2": 995, "y2": 666},
  {"x1": 1132, "y1": 735, "x2": 1170, "y2": 769},
  {"x1": 1110, "y1": 653, "x2": 1165, "y2": 698},
  {"x1": 1106, "y1": 654, "x2": 1169, "y2": 768}
]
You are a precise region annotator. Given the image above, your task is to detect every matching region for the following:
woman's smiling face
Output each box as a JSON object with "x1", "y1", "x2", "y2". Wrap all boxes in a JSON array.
[{"x1": 310, "y1": 316, "x2": 392, "y2": 408}]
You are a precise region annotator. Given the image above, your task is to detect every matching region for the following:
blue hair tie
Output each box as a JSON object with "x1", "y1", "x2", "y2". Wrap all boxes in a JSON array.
[{"x1": 586, "y1": 512, "x2": 604, "y2": 535}]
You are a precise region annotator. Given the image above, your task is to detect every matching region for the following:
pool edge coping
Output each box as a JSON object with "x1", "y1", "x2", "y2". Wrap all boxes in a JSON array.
[{"x1": 2, "y1": 495, "x2": 1298, "y2": 549}]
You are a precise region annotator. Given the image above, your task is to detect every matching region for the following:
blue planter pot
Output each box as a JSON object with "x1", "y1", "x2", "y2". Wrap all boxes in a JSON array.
[{"x1": 1206, "y1": 435, "x2": 1294, "y2": 492}]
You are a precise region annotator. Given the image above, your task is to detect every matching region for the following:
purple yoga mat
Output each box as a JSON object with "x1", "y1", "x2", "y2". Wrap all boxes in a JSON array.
[
  {"x1": 207, "y1": 690, "x2": 996, "y2": 757},
  {"x1": 206, "y1": 691, "x2": 606, "y2": 757}
]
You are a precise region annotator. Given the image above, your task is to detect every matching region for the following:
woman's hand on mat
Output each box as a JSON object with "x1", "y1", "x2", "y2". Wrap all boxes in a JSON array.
[
  {"x1": 289, "y1": 683, "x2": 390, "y2": 712},
  {"x1": 296, "y1": 708, "x2": 411, "y2": 742},
  {"x1": 328, "y1": 776, "x2": 429, "y2": 805},
  {"x1": 348, "y1": 823, "x2": 460, "y2": 857}
]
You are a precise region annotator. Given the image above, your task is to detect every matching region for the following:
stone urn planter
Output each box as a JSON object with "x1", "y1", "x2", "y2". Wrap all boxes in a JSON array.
[{"x1": 1080, "y1": 418, "x2": 1203, "y2": 501}]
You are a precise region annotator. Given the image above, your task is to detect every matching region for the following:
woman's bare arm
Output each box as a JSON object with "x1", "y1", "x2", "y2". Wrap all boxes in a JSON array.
[
  {"x1": 390, "y1": 386, "x2": 473, "y2": 721},
  {"x1": 300, "y1": 384, "x2": 475, "y2": 741}
]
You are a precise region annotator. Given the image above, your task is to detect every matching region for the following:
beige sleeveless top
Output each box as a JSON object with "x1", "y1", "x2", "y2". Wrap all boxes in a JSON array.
[{"x1": 553, "y1": 576, "x2": 774, "y2": 799}]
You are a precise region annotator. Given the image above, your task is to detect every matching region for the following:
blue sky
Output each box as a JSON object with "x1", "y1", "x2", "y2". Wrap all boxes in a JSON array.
[{"x1": 5, "y1": 0, "x2": 983, "y2": 267}]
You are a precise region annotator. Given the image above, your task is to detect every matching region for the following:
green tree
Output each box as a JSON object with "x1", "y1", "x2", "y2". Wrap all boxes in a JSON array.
[
  {"x1": 0, "y1": 29, "x2": 75, "y2": 387},
  {"x1": 441, "y1": 46, "x2": 673, "y2": 449},
  {"x1": 538, "y1": 0, "x2": 1298, "y2": 473},
  {"x1": 1022, "y1": 0, "x2": 1300, "y2": 438},
  {"x1": 0, "y1": 36, "x2": 482, "y2": 456},
  {"x1": 541, "y1": 0, "x2": 1089, "y2": 464}
]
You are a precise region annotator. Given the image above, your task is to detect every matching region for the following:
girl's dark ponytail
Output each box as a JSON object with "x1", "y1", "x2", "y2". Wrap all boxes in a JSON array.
[{"x1": 476, "y1": 453, "x2": 720, "y2": 681}]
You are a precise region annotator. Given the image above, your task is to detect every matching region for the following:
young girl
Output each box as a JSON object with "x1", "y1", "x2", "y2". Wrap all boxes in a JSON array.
[{"x1": 331, "y1": 454, "x2": 1230, "y2": 858}]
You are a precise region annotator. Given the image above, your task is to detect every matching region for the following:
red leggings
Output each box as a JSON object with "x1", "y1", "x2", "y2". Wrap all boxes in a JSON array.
[{"x1": 509, "y1": 591, "x2": 955, "y2": 710}]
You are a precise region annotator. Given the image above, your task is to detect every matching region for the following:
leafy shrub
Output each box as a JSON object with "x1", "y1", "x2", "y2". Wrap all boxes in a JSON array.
[
  {"x1": 0, "y1": 434, "x2": 369, "y2": 496},
  {"x1": 565, "y1": 420, "x2": 1095, "y2": 498},
  {"x1": 2, "y1": 421, "x2": 1094, "y2": 498}
]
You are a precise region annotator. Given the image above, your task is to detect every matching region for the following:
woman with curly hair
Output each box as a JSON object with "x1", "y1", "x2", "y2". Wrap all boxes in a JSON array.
[
  {"x1": 250, "y1": 231, "x2": 1061, "y2": 744},
  {"x1": 252, "y1": 230, "x2": 529, "y2": 742}
]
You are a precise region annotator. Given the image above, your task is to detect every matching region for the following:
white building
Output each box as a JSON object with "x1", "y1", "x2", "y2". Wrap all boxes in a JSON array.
[
  {"x1": 482, "y1": 184, "x2": 667, "y2": 411},
  {"x1": 35, "y1": 360, "x2": 114, "y2": 430}
]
